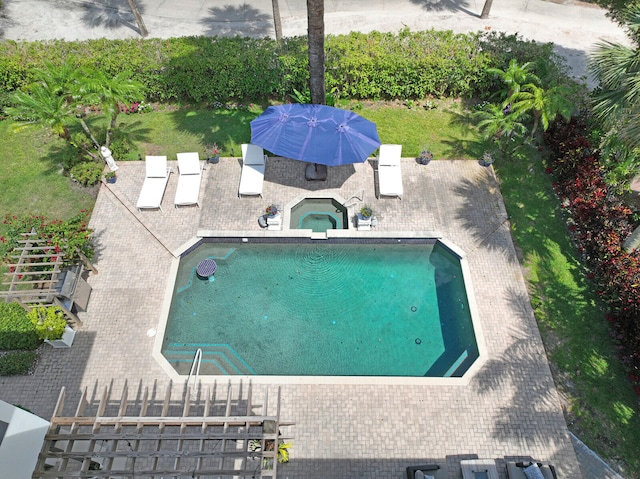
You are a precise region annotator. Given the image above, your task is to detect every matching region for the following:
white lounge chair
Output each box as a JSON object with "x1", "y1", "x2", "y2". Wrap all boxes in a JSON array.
[
  {"x1": 174, "y1": 152, "x2": 202, "y2": 207},
  {"x1": 136, "y1": 155, "x2": 171, "y2": 211},
  {"x1": 238, "y1": 143, "x2": 267, "y2": 197},
  {"x1": 377, "y1": 144, "x2": 403, "y2": 199}
]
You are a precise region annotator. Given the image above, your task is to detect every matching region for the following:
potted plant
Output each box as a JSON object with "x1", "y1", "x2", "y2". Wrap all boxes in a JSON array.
[
  {"x1": 28, "y1": 305, "x2": 76, "y2": 348},
  {"x1": 417, "y1": 148, "x2": 433, "y2": 165},
  {"x1": 266, "y1": 204, "x2": 278, "y2": 217},
  {"x1": 481, "y1": 151, "x2": 494, "y2": 167},
  {"x1": 205, "y1": 143, "x2": 221, "y2": 163},
  {"x1": 104, "y1": 171, "x2": 117, "y2": 184},
  {"x1": 360, "y1": 205, "x2": 373, "y2": 219}
]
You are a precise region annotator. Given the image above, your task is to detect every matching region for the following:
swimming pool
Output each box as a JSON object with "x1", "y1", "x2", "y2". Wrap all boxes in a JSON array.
[{"x1": 160, "y1": 238, "x2": 479, "y2": 377}]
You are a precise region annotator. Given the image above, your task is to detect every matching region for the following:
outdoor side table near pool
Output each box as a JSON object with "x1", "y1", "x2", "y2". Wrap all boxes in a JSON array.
[{"x1": 196, "y1": 259, "x2": 217, "y2": 279}]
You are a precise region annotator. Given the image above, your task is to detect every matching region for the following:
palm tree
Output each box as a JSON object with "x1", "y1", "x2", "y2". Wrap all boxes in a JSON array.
[
  {"x1": 590, "y1": 3, "x2": 640, "y2": 148},
  {"x1": 510, "y1": 83, "x2": 574, "y2": 137},
  {"x1": 486, "y1": 59, "x2": 541, "y2": 101},
  {"x1": 5, "y1": 84, "x2": 73, "y2": 139},
  {"x1": 75, "y1": 68, "x2": 144, "y2": 147},
  {"x1": 306, "y1": 0, "x2": 325, "y2": 105},
  {"x1": 475, "y1": 103, "x2": 529, "y2": 156},
  {"x1": 126, "y1": 0, "x2": 148, "y2": 37},
  {"x1": 480, "y1": 0, "x2": 494, "y2": 19}
]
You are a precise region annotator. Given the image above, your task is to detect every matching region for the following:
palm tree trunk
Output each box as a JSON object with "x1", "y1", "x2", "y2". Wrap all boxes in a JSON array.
[
  {"x1": 127, "y1": 0, "x2": 148, "y2": 37},
  {"x1": 272, "y1": 0, "x2": 283, "y2": 41},
  {"x1": 480, "y1": 0, "x2": 493, "y2": 19},
  {"x1": 78, "y1": 118, "x2": 100, "y2": 150},
  {"x1": 307, "y1": 0, "x2": 325, "y2": 105}
]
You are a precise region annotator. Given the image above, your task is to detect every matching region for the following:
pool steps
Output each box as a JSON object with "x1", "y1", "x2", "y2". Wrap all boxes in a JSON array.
[{"x1": 164, "y1": 343, "x2": 256, "y2": 376}]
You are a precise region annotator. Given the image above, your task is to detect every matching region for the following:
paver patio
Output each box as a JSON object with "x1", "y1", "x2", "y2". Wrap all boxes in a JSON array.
[{"x1": 0, "y1": 156, "x2": 581, "y2": 478}]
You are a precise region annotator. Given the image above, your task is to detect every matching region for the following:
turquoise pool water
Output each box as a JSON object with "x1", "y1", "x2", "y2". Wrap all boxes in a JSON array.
[{"x1": 162, "y1": 240, "x2": 478, "y2": 377}]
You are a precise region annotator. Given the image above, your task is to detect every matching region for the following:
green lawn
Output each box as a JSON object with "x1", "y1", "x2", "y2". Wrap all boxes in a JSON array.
[
  {"x1": 0, "y1": 121, "x2": 96, "y2": 237},
  {"x1": 1, "y1": 103, "x2": 638, "y2": 477}
]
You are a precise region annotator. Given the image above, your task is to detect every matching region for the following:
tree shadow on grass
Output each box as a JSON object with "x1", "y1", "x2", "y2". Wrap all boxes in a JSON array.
[
  {"x1": 80, "y1": 0, "x2": 143, "y2": 35},
  {"x1": 439, "y1": 106, "x2": 489, "y2": 161},
  {"x1": 201, "y1": 4, "x2": 272, "y2": 38},
  {"x1": 167, "y1": 106, "x2": 258, "y2": 158},
  {"x1": 408, "y1": 0, "x2": 478, "y2": 18}
]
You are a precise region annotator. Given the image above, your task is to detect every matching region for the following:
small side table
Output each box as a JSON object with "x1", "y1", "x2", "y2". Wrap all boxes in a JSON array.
[
  {"x1": 267, "y1": 212, "x2": 282, "y2": 231},
  {"x1": 357, "y1": 213, "x2": 372, "y2": 231},
  {"x1": 460, "y1": 459, "x2": 499, "y2": 479}
]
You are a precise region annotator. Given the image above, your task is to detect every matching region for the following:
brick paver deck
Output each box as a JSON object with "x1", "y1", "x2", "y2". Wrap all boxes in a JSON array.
[{"x1": 1, "y1": 157, "x2": 581, "y2": 478}]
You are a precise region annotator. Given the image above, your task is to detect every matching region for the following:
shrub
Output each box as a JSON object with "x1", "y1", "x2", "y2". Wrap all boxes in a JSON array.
[
  {"x1": 1, "y1": 210, "x2": 94, "y2": 264},
  {"x1": 70, "y1": 161, "x2": 103, "y2": 186},
  {"x1": 28, "y1": 306, "x2": 67, "y2": 341},
  {"x1": 544, "y1": 118, "x2": 640, "y2": 389},
  {"x1": 0, "y1": 31, "x2": 569, "y2": 104},
  {"x1": 108, "y1": 136, "x2": 132, "y2": 160},
  {"x1": 0, "y1": 302, "x2": 41, "y2": 350},
  {"x1": 0, "y1": 351, "x2": 38, "y2": 376}
]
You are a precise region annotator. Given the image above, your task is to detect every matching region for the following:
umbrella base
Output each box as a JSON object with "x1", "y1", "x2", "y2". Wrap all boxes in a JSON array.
[{"x1": 305, "y1": 163, "x2": 327, "y2": 181}]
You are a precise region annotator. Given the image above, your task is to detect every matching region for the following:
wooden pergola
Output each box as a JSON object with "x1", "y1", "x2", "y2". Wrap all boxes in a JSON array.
[
  {"x1": 32, "y1": 383, "x2": 294, "y2": 478},
  {"x1": 0, "y1": 229, "x2": 96, "y2": 327}
]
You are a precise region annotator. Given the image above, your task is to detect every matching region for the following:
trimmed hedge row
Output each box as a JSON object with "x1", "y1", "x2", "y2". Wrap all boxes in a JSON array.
[
  {"x1": 0, "y1": 301, "x2": 40, "y2": 350},
  {"x1": 0, "y1": 351, "x2": 38, "y2": 376},
  {"x1": 544, "y1": 118, "x2": 640, "y2": 392},
  {"x1": 0, "y1": 30, "x2": 569, "y2": 106}
]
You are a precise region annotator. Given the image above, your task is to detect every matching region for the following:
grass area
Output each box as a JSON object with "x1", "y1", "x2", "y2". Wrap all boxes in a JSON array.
[
  {"x1": 0, "y1": 121, "x2": 96, "y2": 237},
  {"x1": 112, "y1": 100, "x2": 483, "y2": 161},
  {"x1": 1, "y1": 102, "x2": 639, "y2": 476},
  {"x1": 495, "y1": 148, "x2": 640, "y2": 477}
]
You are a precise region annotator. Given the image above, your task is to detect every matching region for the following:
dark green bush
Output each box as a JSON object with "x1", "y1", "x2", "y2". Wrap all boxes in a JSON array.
[
  {"x1": 0, "y1": 351, "x2": 38, "y2": 376},
  {"x1": 70, "y1": 161, "x2": 103, "y2": 186},
  {"x1": 109, "y1": 136, "x2": 132, "y2": 160},
  {"x1": 0, "y1": 302, "x2": 41, "y2": 350}
]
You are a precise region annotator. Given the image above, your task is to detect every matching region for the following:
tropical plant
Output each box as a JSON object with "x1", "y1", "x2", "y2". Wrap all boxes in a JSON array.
[
  {"x1": 291, "y1": 87, "x2": 311, "y2": 103},
  {"x1": 510, "y1": 83, "x2": 575, "y2": 137},
  {"x1": 474, "y1": 102, "x2": 528, "y2": 155},
  {"x1": 4, "y1": 84, "x2": 74, "y2": 139},
  {"x1": 590, "y1": 3, "x2": 640, "y2": 149},
  {"x1": 4, "y1": 61, "x2": 143, "y2": 157},
  {"x1": 75, "y1": 68, "x2": 144, "y2": 147},
  {"x1": 486, "y1": 59, "x2": 541, "y2": 100}
]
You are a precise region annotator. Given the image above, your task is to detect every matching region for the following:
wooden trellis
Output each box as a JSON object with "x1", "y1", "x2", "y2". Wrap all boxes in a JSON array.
[
  {"x1": 0, "y1": 229, "x2": 96, "y2": 327},
  {"x1": 33, "y1": 383, "x2": 294, "y2": 478}
]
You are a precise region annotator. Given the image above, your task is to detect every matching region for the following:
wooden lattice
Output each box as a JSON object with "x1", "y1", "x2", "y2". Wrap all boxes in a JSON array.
[
  {"x1": 32, "y1": 383, "x2": 294, "y2": 478},
  {"x1": 1, "y1": 229, "x2": 97, "y2": 327}
]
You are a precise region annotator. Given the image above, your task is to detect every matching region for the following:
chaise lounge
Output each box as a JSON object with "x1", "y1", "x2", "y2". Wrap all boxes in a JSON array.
[
  {"x1": 238, "y1": 143, "x2": 267, "y2": 197},
  {"x1": 406, "y1": 464, "x2": 447, "y2": 479},
  {"x1": 136, "y1": 155, "x2": 171, "y2": 211},
  {"x1": 506, "y1": 461, "x2": 558, "y2": 479},
  {"x1": 174, "y1": 152, "x2": 202, "y2": 207},
  {"x1": 377, "y1": 143, "x2": 404, "y2": 199}
]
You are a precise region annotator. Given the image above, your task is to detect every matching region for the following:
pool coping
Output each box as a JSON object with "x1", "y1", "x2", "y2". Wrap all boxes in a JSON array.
[{"x1": 152, "y1": 231, "x2": 487, "y2": 386}]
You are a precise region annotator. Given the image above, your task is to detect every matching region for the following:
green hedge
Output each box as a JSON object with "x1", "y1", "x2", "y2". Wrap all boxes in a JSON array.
[
  {"x1": 0, "y1": 351, "x2": 38, "y2": 376},
  {"x1": 0, "y1": 301, "x2": 41, "y2": 350},
  {"x1": 0, "y1": 30, "x2": 569, "y2": 104}
]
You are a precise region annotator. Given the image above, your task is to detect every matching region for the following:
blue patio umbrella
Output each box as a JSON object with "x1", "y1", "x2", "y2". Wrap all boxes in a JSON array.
[{"x1": 250, "y1": 104, "x2": 381, "y2": 167}]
